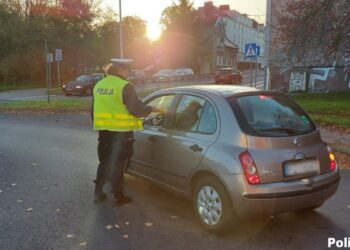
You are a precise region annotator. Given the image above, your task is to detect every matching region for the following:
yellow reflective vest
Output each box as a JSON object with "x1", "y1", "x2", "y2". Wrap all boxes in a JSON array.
[{"x1": 93, "y1": 75, "x2": 143, "y2": 132}]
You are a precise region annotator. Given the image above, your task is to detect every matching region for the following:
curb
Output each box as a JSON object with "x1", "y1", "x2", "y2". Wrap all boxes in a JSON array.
[{"x1": 332, "y1": 145, "x2": 350, "y2": 154}]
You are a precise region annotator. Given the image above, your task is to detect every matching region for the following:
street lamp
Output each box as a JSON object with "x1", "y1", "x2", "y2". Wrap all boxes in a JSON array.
[{"x1": 119, "y1": 0, "x2": 123, "y2": 59}]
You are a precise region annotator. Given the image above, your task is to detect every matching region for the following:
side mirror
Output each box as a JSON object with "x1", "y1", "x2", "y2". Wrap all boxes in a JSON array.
[
  {"x1": 144, "y1": 113, "x2": 164, "y2": 126},
  {"x1": 153, "y1": 113, "x2": 164, "y2": 126}
]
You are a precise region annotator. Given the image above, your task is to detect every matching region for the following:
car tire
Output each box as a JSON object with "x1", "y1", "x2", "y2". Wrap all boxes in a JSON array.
[
  {"x1": 85, "y1": 88, "x2": 92, "y2": 96},
  {"x1": 193, "y1": 176, "x2": 238, "y2": 234}
]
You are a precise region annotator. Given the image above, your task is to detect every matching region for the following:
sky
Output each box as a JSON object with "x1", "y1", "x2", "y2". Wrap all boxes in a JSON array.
[{"x1": 103, "y1": 0, "x2": 267, "y2": 40}]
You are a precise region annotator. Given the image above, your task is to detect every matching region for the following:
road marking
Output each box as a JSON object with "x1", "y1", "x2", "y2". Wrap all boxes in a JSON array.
[
  {"x1": 9, "y1": 95, "x2": 88, "y2": 101},
  {"x1": 10, "y1": 95, "x2": 64, "y2": 101}
]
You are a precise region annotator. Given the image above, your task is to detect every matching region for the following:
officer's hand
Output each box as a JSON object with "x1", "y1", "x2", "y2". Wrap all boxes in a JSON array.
[{"x1": 151, "y1": 106, "x2": 161, "y2": 113}]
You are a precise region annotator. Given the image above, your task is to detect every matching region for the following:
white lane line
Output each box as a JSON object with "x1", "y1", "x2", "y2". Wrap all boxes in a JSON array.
[
  {"x1": 9, "y1": 95, "x2": 76, "y2": 101},
  {"x1": 10, "y1": 95, "x2": 58, "y2": 101}
]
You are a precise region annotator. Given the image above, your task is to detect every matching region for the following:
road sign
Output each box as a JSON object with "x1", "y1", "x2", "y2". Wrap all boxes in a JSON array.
[
  {"x1": 55, "y1": 49, "x2": 62, "y2": 61},
  {"x1": 47, "y1": 53, "x2": 53, "y2": 63},
  {"x1": 245, "y1": 43, "x2": 257, "y2": 58},
  {"x1": 256, "y1": 46, "x2": 260, "y2": 56}
]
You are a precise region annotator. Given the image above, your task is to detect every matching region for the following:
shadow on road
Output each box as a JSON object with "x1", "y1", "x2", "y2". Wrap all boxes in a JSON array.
[{"x1": 117, "y1": 175, "x2": 347, "y2": 249}]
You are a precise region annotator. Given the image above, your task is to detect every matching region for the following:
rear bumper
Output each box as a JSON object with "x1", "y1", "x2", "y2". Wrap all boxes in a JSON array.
[
  {"x1": 215, "y1": 77, "x2": 231, "y2": 83},
  {"x1": 226, "y1": 170, "x2": 340, "y2": 218}
]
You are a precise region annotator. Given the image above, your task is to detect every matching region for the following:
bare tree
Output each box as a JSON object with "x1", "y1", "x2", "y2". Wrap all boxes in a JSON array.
[{"x1": 275, "y1": 0, "x2": 350, "y2": 67}]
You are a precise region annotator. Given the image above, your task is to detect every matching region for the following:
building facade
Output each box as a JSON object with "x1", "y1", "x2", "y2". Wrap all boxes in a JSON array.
[{"x1": 198, "y1": 2, "x2": 265, "y2": 73}]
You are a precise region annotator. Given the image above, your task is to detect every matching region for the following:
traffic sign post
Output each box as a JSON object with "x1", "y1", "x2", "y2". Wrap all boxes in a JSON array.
[
  {"x1": 245, "y1": 43, "x2": 257, "y2": 87},
  {"x1": 245, "y1": 43, "x2": 261, "y2": 88},
  {"x1": 255, "y1": 46, "x2": 259, "y2": 87},
  {"x1": 55, "y1": 49, "x2": 62, "y2": 88},
  {"x1": 245, "y1": 43, "x2": 257, "y2": 58},
  {"x1": 44, "y1": 40, "x2": 49, "y2": 103},
  {"x1": 250, "y1": 57, "x2": 253, "y2": 87},
  {"x1": 47, "y1": 53, "x2": 53, "y2": 101}
]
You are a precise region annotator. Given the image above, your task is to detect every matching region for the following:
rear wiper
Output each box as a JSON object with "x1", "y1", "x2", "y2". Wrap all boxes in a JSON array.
[{"x1": 257, "y1": 127, "x2": 297, "y2": 134}]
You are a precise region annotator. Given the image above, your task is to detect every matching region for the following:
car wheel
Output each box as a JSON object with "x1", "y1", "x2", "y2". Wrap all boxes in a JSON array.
[
  {"x1": 85, "y1": 88, "x2": 92, "y2": 96},
  {"x1": 193, "y1": 176, "x2": 238, "y2": 234}
]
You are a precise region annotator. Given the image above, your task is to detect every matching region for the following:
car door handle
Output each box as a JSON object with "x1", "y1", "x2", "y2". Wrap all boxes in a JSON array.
[
  {"x1": 190, "y1": 144, "x2": 203, "y2": 152},
  {"x1": 148, "y1": 135, "x2": 157, "y2": 142}
]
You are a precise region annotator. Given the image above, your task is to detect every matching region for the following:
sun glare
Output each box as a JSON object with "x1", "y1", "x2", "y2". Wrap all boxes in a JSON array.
[{"x1": 147, "y1": 23, "x2": 162, "y2": 41}]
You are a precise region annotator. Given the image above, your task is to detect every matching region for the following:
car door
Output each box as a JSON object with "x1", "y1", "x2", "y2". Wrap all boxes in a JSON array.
[
  {"x1": 128, "y1": 94, "x2": 176, "y2": 181},
  {"x1": 155, "y1": 94, "x2": 219, "y2": 191}
]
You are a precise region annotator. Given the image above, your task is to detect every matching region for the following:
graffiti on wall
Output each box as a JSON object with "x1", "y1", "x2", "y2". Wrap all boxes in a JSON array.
[
  {"x1": 289, "y1": 72, "x2": 306, "y2": 92},
  {"x1": 282, "y1": 51, "x2": 350, "y2": 93},
  {"x1": 345, "y1": 53, "x2": 350, "y2": 88},
  {"x1": 288, "y1": 65, "x2": 349, "y2": 93}
]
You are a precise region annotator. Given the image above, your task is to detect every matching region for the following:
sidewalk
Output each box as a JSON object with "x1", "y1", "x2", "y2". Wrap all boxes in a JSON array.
[
  {"x1": 320, "y1": 128, "x2": 350, "y2": 169},
  {"x1": 320, "y1": 128, "x2": 350, "y2": 153}
]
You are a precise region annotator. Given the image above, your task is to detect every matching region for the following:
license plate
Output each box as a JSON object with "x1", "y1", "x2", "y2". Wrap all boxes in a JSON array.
[{"x1": 283, "y1": 159, "x2": 320, "y2": 177}]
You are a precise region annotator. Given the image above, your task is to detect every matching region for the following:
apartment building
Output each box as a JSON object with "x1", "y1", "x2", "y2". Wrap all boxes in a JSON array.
[{"x1": 197, "y1": 2, "x2": 265, "y2": 73}]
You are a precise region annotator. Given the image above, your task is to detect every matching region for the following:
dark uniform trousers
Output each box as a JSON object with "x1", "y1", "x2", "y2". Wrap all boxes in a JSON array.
[{"x1": 95, "y1": 130, "x2": 134, "y2": 195}]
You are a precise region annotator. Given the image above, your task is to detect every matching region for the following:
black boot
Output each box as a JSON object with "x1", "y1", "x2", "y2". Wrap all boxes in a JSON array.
[
  {"x1": 113, "y1": 192, "x2": 132, "y2": 206},
  {"x1": 94, "y1": 185, "x2": 107, "y2": 203}
]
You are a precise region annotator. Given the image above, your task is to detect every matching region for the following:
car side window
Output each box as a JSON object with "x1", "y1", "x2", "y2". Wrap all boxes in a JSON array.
[
  {"x1": 94, "y1": 75, "x2": 102, "y2": 81},
  {"x1": 173, "y1": 95, "x2": 206, "y2": 132},
  {"x1": 197, "y1": 102, "x2": 217, "y2": 134},
  {"x1": 144, "y1": 95, "x2": 175, "y2": 127}
]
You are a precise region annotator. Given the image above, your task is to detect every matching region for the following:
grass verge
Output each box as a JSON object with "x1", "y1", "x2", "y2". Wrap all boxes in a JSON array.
[
  {"x1": 291, "y1": 92, "x2": 350, "y2": 128},
  {"x1": 0, "y1": 84, "x2": 43, "y2": 92},
  {"x1": 1, "y1": 90, "x2": 349, "y2": 129},
  {"x1": 0, "y1": 99, "x2": 91, "y2": 113},
  {"x1": 0, "y1": 88, "x2": 157, "y2": 114}
]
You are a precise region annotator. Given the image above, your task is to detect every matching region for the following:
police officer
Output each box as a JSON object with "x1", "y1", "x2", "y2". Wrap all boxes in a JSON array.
[{"x1": 92, "y1": 59, "x2": 157, "y2": 205}]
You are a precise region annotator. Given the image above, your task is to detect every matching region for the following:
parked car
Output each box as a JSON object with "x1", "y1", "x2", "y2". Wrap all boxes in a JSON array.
[
  {"x1": 128, "y1": 70, "x2": 146, "y2": 84},
  {"x1": 127, "y1": 85, "x2": 340, "y2": 233},
  {"x1": 62, "y1": 74, "x2": 104, "y2": 96},
  {"x1": 215, "y1": 67, "x2": 242, "y2": 84},
  {"x1": 173, "y1": 68, "x2": 194, "y2": 80},
  {"x1": 152, "y1": 69, "x2": 175, "y2": 82}
]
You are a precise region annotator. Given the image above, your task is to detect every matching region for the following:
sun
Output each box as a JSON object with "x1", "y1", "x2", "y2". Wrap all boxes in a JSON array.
[{"x1": 147, "y1": 23, "x2": 162, "y2": 41}]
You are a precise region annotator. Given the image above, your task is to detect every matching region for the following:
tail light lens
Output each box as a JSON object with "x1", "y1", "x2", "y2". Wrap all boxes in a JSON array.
[
  {"x1": 239, "y1": 152, "x2": 261, "y2": 184},
  {"x1": 327, "y1": 145, "x2": 337, "y2": 171}
]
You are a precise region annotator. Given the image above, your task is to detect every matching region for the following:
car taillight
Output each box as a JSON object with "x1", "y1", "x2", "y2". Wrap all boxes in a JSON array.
[
  {"x1": 239, "y1": 152, "x2": 261, "y2": 184},
  {"x1": 327, "y1": 145, "x2": 337, "y2": 171}
]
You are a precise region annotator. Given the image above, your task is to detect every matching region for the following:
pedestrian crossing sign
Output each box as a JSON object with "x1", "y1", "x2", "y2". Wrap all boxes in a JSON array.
[{"x1": 245, "y1": 43, "x2": 257, "y2": 58}]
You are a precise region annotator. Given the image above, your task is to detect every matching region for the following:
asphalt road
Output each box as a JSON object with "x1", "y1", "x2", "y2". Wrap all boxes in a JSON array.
[
  {"x1": 0, "y1": 114, "x2": 349, "y2": 250},
  {"x1": 0, "y1": 70, "x2": 265, "y2": 102}
]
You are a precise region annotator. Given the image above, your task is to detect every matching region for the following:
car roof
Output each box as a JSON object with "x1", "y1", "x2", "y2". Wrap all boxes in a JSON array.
[
  {"x1": 217, "y1": 67, "x2": 235, "y2": 70},
  {"x1": 154, "y1": 85, "x2": 262, "y2": 98}
]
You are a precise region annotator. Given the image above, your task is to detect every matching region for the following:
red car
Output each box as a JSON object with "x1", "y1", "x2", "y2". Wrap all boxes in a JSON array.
[{"x1": 215, "y1": 67, "x2": 242, "y2": 84}]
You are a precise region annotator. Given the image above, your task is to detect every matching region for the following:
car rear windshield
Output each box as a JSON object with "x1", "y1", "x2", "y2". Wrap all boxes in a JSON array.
[
  {"x1": 76, "y1": 75, "x2": 93, "y2": 82},
  {"x1": 217, "y1": 69, "x2": 232, "y2": 74},
  {"x1": 226, "y1": 94, "x2": 316, "y2": 137}
]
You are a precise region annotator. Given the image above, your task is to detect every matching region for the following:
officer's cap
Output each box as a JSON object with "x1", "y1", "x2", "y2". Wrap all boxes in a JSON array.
[{"x1": 110, "y1": 58, "x2": 133, "y2": 68}]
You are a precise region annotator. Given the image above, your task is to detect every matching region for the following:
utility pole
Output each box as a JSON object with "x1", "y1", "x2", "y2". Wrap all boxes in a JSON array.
[
  {"x1": 264, "y1": 0, "x2": 272, "y2": 90},
  {"x1": 44, "y1": 39, "x2": 50, "y2": 103},
  {"x1": 119, "y1": 0, "x2": 123, "y2": 59}
]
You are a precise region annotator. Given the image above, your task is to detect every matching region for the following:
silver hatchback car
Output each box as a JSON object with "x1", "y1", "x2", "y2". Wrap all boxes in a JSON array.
[{"x1": 127, "y1": 85, "x2": 340, "y2": 233}]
